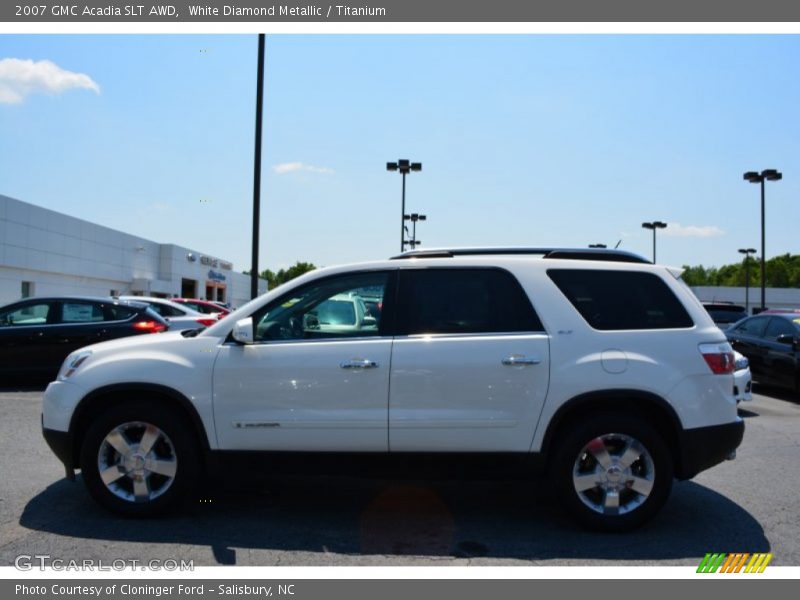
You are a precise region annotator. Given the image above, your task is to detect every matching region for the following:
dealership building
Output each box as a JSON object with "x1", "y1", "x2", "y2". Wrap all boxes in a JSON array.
[{"x1": 0, "y1": 194, "x2": 266, "y2": 308}]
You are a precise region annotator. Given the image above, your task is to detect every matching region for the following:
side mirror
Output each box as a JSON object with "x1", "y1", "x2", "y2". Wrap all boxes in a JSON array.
[
  {"x1": 232, "y1": 317, "x2": 254, "y2": 344},
  {"x1": 362, "y1": 315, "x2": 378, "y2": 328},
  {"x1": 776, "y1": 333, "x2": 795, "y2": 346}
]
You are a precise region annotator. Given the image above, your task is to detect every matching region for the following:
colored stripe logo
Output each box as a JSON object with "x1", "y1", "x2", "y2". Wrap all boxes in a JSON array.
[{"x1": 697, "y1": 553, "x2": 772, "y2": 573}]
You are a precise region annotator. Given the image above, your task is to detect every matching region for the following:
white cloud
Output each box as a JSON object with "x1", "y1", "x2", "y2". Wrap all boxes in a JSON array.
[
  {"x1": 272, "y1": 162, "x2": 334, "y2": 175},
  {"x1": 662, "y1": 222, "x2": 725, "y2": 238},
  {"x1": 0, "y1": 58, "x2": 100, "y2": 104}
]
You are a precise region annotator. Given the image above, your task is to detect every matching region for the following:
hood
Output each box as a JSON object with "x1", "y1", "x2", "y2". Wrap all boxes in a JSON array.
[{"x1": 78, "y1": 329, "x2": 220, "y2": 356}]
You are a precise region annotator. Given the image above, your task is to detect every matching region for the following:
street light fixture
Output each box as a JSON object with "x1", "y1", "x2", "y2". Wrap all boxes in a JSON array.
[
  {"x1": 641, "y1": 221, "x2": 668, "y2": 263},
  {"x1": 404, "y1": 213, "x2": 427, "y2": 249},
  {"x1": 387, "y1": 159, "x2": 422, "y2": 251},
  {"x1": 743, "y1": 168, "x2": 782, "y2": 311},
  {"x1": 738, "y1": 248, "x2": 757, "y2": 315}
]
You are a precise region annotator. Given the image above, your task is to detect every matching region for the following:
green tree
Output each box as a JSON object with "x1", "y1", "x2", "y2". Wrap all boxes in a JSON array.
[
  {"x1": 243, "y1": 261, "x2": 318, "y2": 290},
  {"x1": 681, "y1": 254, "x2": 800, "y2": 288},
  {"x1": 680, "y1": 265, "x2": 710, "y2": 286},
  {"x1": 262, "y1": 261, "x2": 317, "y2": 290}
]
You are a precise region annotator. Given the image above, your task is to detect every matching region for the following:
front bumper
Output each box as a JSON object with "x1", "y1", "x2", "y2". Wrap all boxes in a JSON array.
[
  {"x1": 676, "y1": 417, "x2": 745, "y2": 480},
  {"x1": 42, "y1": 416, "x2": 75, "y2": 480}
]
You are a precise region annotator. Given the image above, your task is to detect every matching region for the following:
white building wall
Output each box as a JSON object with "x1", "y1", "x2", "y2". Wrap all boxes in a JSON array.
[
  {"x1": 691, "y1": 286, "x2": 800, "y2": 313},
  {"x1": 0, "y1": 267, "x2": 126, "y2": 300},
  {"x1": 0, "y1": 194, "x2": 265, "y2": 307}
]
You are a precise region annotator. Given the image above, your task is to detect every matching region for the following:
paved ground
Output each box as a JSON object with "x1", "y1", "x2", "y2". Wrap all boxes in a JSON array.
[{"x1": 1, "y1": 386, "x2": 798, "y2": 567}]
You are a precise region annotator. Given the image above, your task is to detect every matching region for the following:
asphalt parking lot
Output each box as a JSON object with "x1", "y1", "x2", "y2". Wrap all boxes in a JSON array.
[{"x1": 1, "y1": 387, "x2": 798, "y2": 567}]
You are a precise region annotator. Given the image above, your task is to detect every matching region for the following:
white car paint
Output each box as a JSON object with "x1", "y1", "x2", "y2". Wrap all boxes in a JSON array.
[
  {"x1": 45, "y1": 254, "x2": 738, "y2": 456},
  {"x1": 389, "y1": 333, "x2": 550, "y2": 452},
  {"x1": 733, "y1": 350, "x2": 753, "y2": 403},
  {"x1": 213, "y1": 337, "x2": 392, "y2": 451}
]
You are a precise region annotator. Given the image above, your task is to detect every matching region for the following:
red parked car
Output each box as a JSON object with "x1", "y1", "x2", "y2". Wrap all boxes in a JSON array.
[{"x1": 172, "y1": 298, "x2": 230, "y2": 319}]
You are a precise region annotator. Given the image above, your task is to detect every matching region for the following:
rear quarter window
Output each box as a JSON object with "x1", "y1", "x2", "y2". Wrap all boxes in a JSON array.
[
  {"x1": 547, "y1": 269, "x2": 694, "y2": 330},
  {"x1": 105, "y1": 304, "x2": 138, "y2": 321}
]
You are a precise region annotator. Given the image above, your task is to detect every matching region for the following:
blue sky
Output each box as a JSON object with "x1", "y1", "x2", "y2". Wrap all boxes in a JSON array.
[{"x1": 1, "y1": 34, "x2": 798, "y2": 271}]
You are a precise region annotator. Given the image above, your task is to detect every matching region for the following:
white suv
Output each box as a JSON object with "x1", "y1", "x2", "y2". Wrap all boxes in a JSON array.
[{"x1": 42, "y1": 248, "x2": 744, "y2": 531}]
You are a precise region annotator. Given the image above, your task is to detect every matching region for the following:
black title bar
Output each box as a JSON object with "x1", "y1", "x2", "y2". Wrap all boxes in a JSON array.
[{"x1": 4, "y1": 0, "x2": 800, "y2": 22}]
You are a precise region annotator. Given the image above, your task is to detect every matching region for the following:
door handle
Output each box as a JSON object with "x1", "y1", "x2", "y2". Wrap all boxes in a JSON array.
[
  {"x1": 502, "y1": 356, "x2": 541, "y2": 366},
  {"x1": 340, "y1": 359, "x2": 379, "y2": 369}
]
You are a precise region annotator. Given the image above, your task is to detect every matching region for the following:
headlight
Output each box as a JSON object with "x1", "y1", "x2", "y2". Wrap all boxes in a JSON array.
[
  {"x1": 734, "y1": 355, "x2": 749, "y2": 371},
  {"x1": 58, "y1": 350, "x2": 92, "y2": 381}
]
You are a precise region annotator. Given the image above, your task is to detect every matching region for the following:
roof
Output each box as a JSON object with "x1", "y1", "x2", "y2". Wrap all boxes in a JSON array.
[
  {"x1": 2, "y1": 296, "x2": 149, "y2": 307},
  {"x1": 390, "y1": 247, "x2": 650, "y2": 264}
]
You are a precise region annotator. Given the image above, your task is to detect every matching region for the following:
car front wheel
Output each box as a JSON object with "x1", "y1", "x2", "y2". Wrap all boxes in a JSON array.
[{"x1": 79, "y1": 402, "x2": 199, "y2": 516}]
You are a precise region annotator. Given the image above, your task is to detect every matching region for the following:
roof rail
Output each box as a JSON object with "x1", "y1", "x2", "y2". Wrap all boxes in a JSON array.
[{"x1": 390, "y1": 247, "x2": 650, "y2": 264}]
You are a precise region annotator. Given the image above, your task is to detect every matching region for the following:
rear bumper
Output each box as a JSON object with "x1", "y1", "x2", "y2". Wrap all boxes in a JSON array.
[{"x1": 676, "y1": 418, "x2": 744, "y2": 480}]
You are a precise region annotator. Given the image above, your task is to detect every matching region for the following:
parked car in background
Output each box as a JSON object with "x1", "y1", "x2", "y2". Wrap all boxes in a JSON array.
[
  {"x1": 726, "y1": 313, "x2": 800, "y2": 394},
  {"x1": 703, "y1": 302, "x2": 748, "y2": 329},
  {"x1": 43, "y1": 247, "x2": 743, "y2": 531},
  {"x1": 117, "y1": 296, "x2": 217, "y2": 331},
  {"x1": 0, "y1": 296, "x2": 168, "y2": 385},
  {"x1": 733, "y1": 350, "x2": 752, "y2": 403},
  {"x1": 171, "y1": 298, "x2": 230, "y2": 319},
  {"x1": 762, "y1": 308, "x2": 800, "y2": 315}
]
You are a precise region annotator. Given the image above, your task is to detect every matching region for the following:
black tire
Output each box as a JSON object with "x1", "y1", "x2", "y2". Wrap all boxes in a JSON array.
[
  {"x1": 550, "y1": 413, "x2": 673, "y2": 532},
  {"x1": 79, "y1": 401, "x2": 200, "y2": 517}
]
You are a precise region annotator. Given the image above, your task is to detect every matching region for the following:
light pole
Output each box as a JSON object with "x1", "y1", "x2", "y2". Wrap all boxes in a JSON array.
[
  {"x1": 387, "y1": 159, "x2": 422, "y2": 252},
  {"x1": 738, "y1": 248, "x2": 757, "y2": 315},
  {"x1": 641, "y1": 221, "x2": 667, "y2": 263},
  {"x1": 250, "y1": 33, "x2": 265, "y2": 299},
  {"x1": 404, "y1": 213, "x2": 426, "y2": 249},
  {"x1": 743, "y1": 169, "x2": 782, "y2": 312}
]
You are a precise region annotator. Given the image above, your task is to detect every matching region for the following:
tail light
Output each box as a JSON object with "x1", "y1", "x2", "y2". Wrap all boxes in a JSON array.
[
  {"x1": 699, "y1": 342, "x2": 735, "y2": 374},
  {"x1": 132, "y1": 320, "x2": 167, "y2": 333},
  {"x1": 196, "y1": 318, "x2": 217, "y2": 327}
]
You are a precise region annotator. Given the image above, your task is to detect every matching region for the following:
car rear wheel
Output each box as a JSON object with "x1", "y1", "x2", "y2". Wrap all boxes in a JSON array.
[
  {"x1": 79, "y1": 402, "x2": 199, "y2": 516},
  {"x1": 551, "y1": 413, "x2": 673, "y2": 532}
]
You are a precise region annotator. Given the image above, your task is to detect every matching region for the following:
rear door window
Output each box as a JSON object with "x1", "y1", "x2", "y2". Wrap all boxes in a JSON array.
[
  {"x1": 60, "y1": 302, "x2": 105, "y2": 323},
  {"x1": 547, "y1": 269, "x2": 694, "y2": 330},
  {"x1": 397, "y1": 268, "x2": 543, "y2": 335}
]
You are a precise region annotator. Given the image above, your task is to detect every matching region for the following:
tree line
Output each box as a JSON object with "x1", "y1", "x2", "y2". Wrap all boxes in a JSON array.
[
  {"x1": 244, "y1": 261, "x2": 318, "y2": 290},
  {"x1": 681, "y1": 253, "x2": 800, "y2": 287},
  {"x1": 246, "y1": 256, "x2": 800, "y2": 289}
]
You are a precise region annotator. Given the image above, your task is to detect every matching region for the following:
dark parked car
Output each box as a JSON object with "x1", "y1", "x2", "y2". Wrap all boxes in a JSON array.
[
  {"x1": 0, "y1": 296, "x2": 168, "y2": 385},
  {"x1": 703, "y1": 302, "x2": 747, "y2": 328},
  {"x1": 726, "y1": 313, "x2": 800, "y2": 394}
]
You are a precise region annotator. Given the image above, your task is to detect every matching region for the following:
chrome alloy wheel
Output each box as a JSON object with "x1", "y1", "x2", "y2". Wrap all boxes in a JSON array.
[
  {"x1": 97, "y1": 421, "x2": 178, "y2": 503},
  {"x1": 572, "y1": 433, "x2": 655, "y2": 515}
]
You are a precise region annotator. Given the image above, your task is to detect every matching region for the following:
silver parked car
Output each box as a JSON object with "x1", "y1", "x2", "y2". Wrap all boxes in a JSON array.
[{"x1": 116, "y1": 296, "x2": 217, "y2": 331}]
